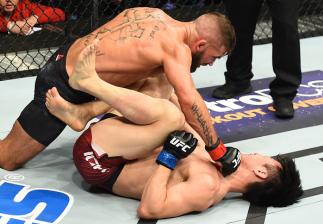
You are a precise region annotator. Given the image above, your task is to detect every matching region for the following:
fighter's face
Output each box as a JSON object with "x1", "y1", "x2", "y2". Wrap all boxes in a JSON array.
[
  {"x1": 191, "y1": 45, "x2": 226, "y2": 73},
  {"x1": 0, "y1": 0, "x2": 18, "y2": 12}
]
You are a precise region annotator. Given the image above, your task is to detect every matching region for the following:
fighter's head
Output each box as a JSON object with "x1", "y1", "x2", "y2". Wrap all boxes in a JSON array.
[
  {"x1": 190, "y1": 12, "x2": 236, "y2": 72},
  {"x1": 240, "y1": 154, "x2": 303, "y2": 207},
  {"x1": 0, "y1": 0, "x2": 19, "y2": 13}
]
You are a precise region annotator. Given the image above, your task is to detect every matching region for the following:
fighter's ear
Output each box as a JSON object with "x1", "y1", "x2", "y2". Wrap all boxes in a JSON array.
[
  {"x1": 253, "y1": 166, "x2": 268, "y2": 179},
  {"x1": 195, "y1": 39, "x2": 208, "y2": 51}
]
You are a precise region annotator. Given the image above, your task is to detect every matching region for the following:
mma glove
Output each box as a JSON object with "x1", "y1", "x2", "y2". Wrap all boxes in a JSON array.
[
  {"x1": 156, "y1": 130, "x2": 198, "y2": 170},
  {"x1": 205, "y1": 138, "x2": 241, "y2": 176}
]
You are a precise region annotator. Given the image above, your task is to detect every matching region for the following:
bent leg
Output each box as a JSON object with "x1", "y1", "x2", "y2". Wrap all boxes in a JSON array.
[
  {"x1": 69, "y1": 41, "x2": 174, "y2": 125},
  {"x1": 91, "y1": 98, "x2": 185, "y2": 160},
  {"x1": 0, "y1": 96, "x2": 69, "y2": 170},
  {"x1": 46, "y1": 75, "x2": 173, "y2": 131},
  {"x1": 0, "y1": 121, "x2": 45, "y2": 170}
]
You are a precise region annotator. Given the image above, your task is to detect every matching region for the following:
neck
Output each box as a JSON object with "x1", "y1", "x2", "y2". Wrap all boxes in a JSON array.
[
  {"x1": 183, "y1": 22, "x2": 198, "y2": 47},
  {"x1": 225, "y1": 165, "x2": 254, "y2": 193}
]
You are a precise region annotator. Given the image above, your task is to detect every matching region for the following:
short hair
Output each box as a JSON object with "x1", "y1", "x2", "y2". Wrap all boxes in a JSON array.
[
  {"x1": 195, "y1": 12, "x2": 236, "y2": 55},
  {"x1": 242, "y1": 155, "x2": 303, "y2": 207}
]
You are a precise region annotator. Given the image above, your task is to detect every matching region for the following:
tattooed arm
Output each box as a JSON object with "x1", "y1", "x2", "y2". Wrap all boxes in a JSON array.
[
  {"x1": 163, "y1": 44, "x2": 217, "y2": 147},
  {"x1": 163, "y1": 44, "x2": 241, "y2": 176}
]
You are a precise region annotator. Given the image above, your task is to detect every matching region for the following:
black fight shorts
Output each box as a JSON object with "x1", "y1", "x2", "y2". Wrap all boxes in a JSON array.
[{"x1": 18, "y1": 43, "x2": 95, "y2": 146}]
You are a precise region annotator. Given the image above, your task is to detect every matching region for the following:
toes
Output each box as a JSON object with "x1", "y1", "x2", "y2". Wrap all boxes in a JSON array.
[
  {"x1": 46, "y1": 94, "x2": 51, "y2": 102},
  {"x1": 45, "y1": 98, "x2": 49, "y2": 108},
  {"x1": 49, "y1": 87, "x2": 55, "y2": 96},
  {"x1": 93, "y1": 38, "x2": 99, "y2": 46},
  {"x1": 46, "y1": 91, "x2": 51, "y2": 99},
  {"x1": 46, "y1": 89, "x2": 52, "y2": 98},
  {"x1": 90, "y1": 44, "x2": 96, "y2": 54},
  {"x1": 52, "y1": 87, "x2": 59, "y2": 97},
  {"x1": 84, "y1": 45, "x2": 92, "y2": 57}
]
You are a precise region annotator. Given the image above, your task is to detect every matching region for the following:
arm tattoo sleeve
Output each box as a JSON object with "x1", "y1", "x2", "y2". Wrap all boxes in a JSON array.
[{"x1": 192, "y1": 103, "x2": 214, "y2": 146}]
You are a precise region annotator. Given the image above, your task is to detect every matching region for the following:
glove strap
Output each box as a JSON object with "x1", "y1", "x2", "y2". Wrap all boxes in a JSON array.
[
  {"x1": 156, "y1": 150, "x2": 178, "y2": 170},
  {"x1": 205, "y1": 138, "x2": 227, "y2": 161}
]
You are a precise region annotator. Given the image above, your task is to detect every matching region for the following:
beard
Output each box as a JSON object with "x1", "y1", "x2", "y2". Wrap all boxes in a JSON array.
[{"x1": 190, "y1": 51, "x2": 203, "y2": 73}]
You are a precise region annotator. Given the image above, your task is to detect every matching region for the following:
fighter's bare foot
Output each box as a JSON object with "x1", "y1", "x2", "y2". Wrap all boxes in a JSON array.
[
  {"x1": 45, "y1": 87, "x2": 88, "y2": 131},
  {"x1": 68, "y1": 39, "x2": 99, "y2": 92}
]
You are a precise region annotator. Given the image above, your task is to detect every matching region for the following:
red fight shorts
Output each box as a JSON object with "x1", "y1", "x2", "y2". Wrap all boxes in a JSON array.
[{"x1": 73, "y1": 128, "x2": 128, "y2": 192}]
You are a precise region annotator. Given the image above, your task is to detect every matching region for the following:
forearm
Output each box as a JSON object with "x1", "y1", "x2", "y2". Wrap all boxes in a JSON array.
[
  {"x1": 179, "y1": 91, "x2": 217, "y2": 147},
  {"x1": 138, "y1": 165, "x2": 171, "y2": 216},
  {"x1": 6, "y1": 21, "x2": 26, "y2": 35},
  {"x1": 137, "y1": 131, "x2": 199, "y2": 218},
  {"x1": 6, "y1": 15, "x2": 38, "y2": 35}
]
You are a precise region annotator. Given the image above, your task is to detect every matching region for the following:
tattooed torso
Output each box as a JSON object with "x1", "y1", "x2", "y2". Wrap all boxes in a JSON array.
[{"x1": 66, "y1": 7, "x2": 181, "y2": 87}]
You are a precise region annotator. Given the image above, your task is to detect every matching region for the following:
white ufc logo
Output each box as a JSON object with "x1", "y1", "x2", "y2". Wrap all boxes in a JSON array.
[
  {"x1": 170, "y1": 137, "x2": 191, "y2": 152},
  {"x1": 232, "y1": 151, "x2": 241, "y2": 168}
]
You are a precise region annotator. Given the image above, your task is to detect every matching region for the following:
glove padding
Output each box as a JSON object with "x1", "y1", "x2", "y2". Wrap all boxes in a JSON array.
[
  {"x1": 156, "y1": 130, "x2": 198, "y2": 170},
  {"x1": 205, "y1": 138, "x2": 241, "y2": 176},
  {"x1": 218, "y1": 146, "x2": 241, "y2": 176}
]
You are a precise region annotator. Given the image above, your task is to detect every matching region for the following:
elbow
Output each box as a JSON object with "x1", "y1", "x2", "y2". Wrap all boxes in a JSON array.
[
  {"x1": 137, "y1": 203, "x2": 162, "y2": 219},
  {"x1": 174, "y1": 84, "x2": 197, "y2": 107},
  {"x1": 177, "y1": 91, "x2": 196, "y2": 110}
]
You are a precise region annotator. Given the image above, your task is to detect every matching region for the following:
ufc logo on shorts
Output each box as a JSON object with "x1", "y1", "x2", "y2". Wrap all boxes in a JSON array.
[
  {"x1": 170, "y1": 138, "x2": 191, "y2": 152},
  {"x1": 83, "y1": 151, "x2": 108, "y2": 173}
]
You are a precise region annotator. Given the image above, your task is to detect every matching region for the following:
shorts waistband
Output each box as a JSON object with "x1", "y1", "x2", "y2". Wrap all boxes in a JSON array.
[{"x1": 53, "y1": 42, "x2": 74, "y2": 83}]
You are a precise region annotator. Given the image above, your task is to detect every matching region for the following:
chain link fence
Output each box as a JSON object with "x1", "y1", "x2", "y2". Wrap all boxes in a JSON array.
[{"x1": 1, "y1": 0, "x2": 322, "y2": 80}]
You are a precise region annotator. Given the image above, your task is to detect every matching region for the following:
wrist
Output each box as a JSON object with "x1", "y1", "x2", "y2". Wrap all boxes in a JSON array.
[
  {"x1": 32, "y1": 14, "x2": 39, "y2": 23},
  {"x1": 156, "y1": 150, "x2": 178, "y2": 170},
  {"x1": 205, "y1": 137, "x2": 221, "y2": 151},
  {"x1": 205, "y1": 138, "x2": 227, "y2": 161}
]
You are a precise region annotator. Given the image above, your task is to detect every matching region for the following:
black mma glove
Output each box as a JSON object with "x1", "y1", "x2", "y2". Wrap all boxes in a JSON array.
[
  {"x1": 156, "y1": 130, "x2": 198, "y2": 170},
  {"x1": 217, "y1": 147, "x2": 241, "y2": 176},
  {"x1": 205, "y1": 138, "x2": 241, "y2": 176}
]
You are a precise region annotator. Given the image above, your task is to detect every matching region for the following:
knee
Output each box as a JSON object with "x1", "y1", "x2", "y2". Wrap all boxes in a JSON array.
[
  {"x1": 0, "y1": 147, "x2": 22, "y2": 171},
  {"x1": 0, "y1": 161, "x2": 21, "y2": 171},
  {"x1": 161, "y1": 100, "x2": 185, "y2": 131}
]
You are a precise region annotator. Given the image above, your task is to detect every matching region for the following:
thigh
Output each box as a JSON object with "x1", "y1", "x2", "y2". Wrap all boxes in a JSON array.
[
  {"x1": 91, "y1": 115, "x2": 178, "y2": 160},
  {"x1": 18, "y1": 100, "x2": 66, "y2": 146}
]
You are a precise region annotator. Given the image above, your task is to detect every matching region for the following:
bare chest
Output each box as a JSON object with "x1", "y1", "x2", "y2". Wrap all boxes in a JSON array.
[{"x1": 112, "y1": 155, "x2": 188, "y2": 199}]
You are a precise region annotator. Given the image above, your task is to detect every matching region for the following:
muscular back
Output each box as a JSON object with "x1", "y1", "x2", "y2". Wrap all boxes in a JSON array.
[{"x1": 66, "y1": 7, "x2": 185, "y2": 87}]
